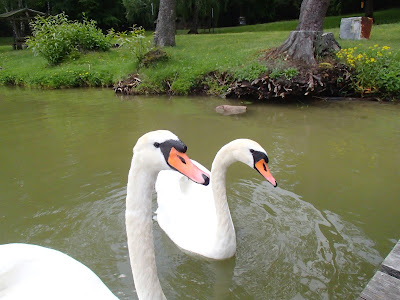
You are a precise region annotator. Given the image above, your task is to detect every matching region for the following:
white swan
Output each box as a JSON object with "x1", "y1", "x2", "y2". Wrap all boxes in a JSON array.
[
  {"x1": 155, "y1": 139, "x2": 277, "y2": 260},
  {"x1": 0, "y1": 130, "x2": 210, "y2": 300}
]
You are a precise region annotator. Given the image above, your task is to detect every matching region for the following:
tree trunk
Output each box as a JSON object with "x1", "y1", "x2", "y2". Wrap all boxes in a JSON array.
[
  {"x1": 188, "y1": 0, "x2": 199, "y2": 34},
  {"x1": 153, "y1": 0, "x2": 177, "y2": 47},
  {"x1": 365, "y1": 0, "x2": 373, "y2": 19},
  {"x1": 272, "y1": 0, "x2": 340, "y2": 65}
]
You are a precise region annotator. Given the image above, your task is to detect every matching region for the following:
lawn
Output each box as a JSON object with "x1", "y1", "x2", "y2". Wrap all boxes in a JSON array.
[{"x1": 0, "y1": 8, "x2": 399, "y2": 93}]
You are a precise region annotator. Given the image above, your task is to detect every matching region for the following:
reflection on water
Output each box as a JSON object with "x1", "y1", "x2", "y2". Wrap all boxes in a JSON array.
[{"x1": 0, "y1": 87, "x2": 399, "y2": 299}]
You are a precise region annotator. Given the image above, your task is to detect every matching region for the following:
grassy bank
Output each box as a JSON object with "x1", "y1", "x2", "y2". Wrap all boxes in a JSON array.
[{"x1": 0, "y1": 8, "x2": 399, "y2": 94}]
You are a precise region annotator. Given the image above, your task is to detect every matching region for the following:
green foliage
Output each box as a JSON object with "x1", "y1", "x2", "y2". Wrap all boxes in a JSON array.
[
  {"x1": 336, "y1": 45, "x2": 400, "y2": 96},
  {"x1": 0, "y1": 38, "x2": 133, "y2": 89},
  {"x1": 122, "y1": 0, "x2": 156, "y2": 29},
  {"x1": 27, "y1": 13, "x2": 73, "y2": 65},
  {"x1": 0, "y1": 72, "x2": 17, "y2": 85},
  {"x1": 71, "y1": 16, "x2": 113, "y2": 51},
  {"x1": 200, "y1": 71, "x2": 232, "y2": 96},
  {"x1": 177, "y1": 0, "x2": 226, "y2": 29},
  {"x1": 233, "y1": 62, "x2": 267, "y2": 81},
  {"x1": 171, "y1": 77, "x2": 195, "y2": 95},
  {"x1": 270, "y1": 67, "x2": 299, "y2": 80},
  {"x1": 113, "y1": 26, "x2": 151, "y2": 64},
  {"x1": 26, "y1": 13, "x2": 113, "y2": 65}
]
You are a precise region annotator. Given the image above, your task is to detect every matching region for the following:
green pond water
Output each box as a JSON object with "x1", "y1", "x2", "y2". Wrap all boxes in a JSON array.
[{"x1": 0, "y1": 87, "x2": 399, "y2": 299}]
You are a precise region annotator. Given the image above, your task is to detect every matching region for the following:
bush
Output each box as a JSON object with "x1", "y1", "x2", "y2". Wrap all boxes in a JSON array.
[
  {"x1": 336, "y1": 45, "x2": 400, "y2": 97},
  {"x1": 113, "y1": 27, "x2": 150, "y2": 65},
  {"x1": 27, "y1": 13, "x2": 112, "y2": 65},
  {"x1": 70, "y1": 17, "x2": 113, "y2": 52}
]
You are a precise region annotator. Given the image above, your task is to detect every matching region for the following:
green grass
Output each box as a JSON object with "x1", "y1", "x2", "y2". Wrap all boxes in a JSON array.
[
  {"x1": 0, "y1": 42, "x2": 136, "y2": 87},
  {"x1": 0, "y1": 8, "x2": 399, "y2": 92}
]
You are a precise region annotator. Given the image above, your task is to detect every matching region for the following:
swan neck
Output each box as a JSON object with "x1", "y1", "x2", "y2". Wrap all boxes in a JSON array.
[
  {"x1": 126, "y1": 157, "x2": 166, "y2": 300},
  {"x1": 211, "y1": 148, "x2": 236, "y2": 247}
]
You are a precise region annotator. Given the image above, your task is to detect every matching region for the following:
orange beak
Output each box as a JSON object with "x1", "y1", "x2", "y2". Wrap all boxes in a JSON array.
[
  {"x1": 167, "y1": 147, "x2": 210, "y2": 185},
  {"x1": 255, "y1": 159, "x2": 277, "y2": 187}
]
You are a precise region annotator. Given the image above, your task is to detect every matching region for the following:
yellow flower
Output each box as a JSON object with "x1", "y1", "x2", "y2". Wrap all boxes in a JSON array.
[
  {"x1": 370, "y1": 58, "x2": 376, "y2": 62},
  {"x1": 374, "y1": 44, "x2": 378, "y2": 47}
]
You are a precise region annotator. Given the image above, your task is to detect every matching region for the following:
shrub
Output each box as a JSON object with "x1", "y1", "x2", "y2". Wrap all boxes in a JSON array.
[
  {"x1": 336, "y1": 45, "x2": 400, "y2": 96},
  {"x1": 113, "y1": 27, "x2": 151, "y2": 65},
  {"x1": 27, "y1": 13, "x2": 112, "y2": 65},
  {"x1": 70, "y1": 16, "x2": 113, "y2": 52},
  {"x1": 27, "y1": 13, "x2": 72, "y2": 65}
]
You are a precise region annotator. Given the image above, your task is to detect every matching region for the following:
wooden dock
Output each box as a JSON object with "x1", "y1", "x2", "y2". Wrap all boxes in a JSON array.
[{"x1": 359, "y1": 239, "x2": 400, "y2": 300}]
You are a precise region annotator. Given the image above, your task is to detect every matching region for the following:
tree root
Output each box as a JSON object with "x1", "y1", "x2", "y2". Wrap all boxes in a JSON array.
[
  {"x1": 270, "y1": 31, "x2": 341, "y2": 65},
  {"x1": 225, "y1": 62, "x2": 353, "y2": 100}
]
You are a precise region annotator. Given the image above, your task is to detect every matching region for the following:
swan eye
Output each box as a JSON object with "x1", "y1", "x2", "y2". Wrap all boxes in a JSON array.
[
  {"x1": 154, "y1": 142, "x2": 160, "y2": 148},
  {"x1": 250, "y1": 149, "x2": 255, "y2": 153}
]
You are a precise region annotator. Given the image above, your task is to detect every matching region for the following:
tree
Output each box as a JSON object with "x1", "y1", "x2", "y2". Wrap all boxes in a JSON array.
[
  {"x1": 123, "y1": 0, "x2": 157, "y2": 30},
  {"x1": 364, "y1": 0, "x2": 373, "y2": 19},
  {"x1": 177, "y1": 0, "x2": 224, "y2": 34},
  {"x1": 153, "y1": 0, "x2": 176, "y2": 46},
  {"x1": 187, "y1": 0, "x2": 199, "y2": 34},
  {"x1": 271, "y1": 0, "x2": 340, "y2": 65}
]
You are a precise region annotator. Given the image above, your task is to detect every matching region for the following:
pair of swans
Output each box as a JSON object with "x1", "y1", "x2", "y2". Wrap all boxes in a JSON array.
[{"x1": 0, "y1": 130, "x2": 277, "y2": 299}]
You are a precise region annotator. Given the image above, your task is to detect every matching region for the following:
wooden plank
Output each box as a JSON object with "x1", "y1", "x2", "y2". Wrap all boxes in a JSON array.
[
  {"x1": 359, "y1": 240, "x2": 400, "y2": 300},
  {"x1": 381, "y1": 240, "x2": 400, "y2": 279},
  {"x1": 359, "y1": 271, "x2": 400, "y2": 300}
]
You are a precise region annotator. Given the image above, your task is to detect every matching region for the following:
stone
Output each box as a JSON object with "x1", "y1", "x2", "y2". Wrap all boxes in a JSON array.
[{"x1": 216, "y1": 105, "x2": 247, "y2": 115}]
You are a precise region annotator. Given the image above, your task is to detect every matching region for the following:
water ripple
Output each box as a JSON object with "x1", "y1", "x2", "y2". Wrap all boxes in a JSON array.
[{"x1": 228, "y1": 179, "x2": 382, "y2": 299}]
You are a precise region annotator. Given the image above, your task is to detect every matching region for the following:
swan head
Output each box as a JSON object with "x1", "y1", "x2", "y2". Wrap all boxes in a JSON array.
[
  {"x1": 133, "y1": 130, "x2": 209, "y2": 185},
  {"x1": 226, "y1": 139, "x2": 278, "y2": 187}
]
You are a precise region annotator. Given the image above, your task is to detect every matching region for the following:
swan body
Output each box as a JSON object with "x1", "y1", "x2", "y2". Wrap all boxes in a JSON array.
[
  {"x1": 156, "y1": 139, "x2": 277, "y2": 260},
  {"x1": 0, "y1": 130, "x2": 209, "y2": 300},
  {"x1": 0, "y1": 243, "x2": 118, "y2": 300}
]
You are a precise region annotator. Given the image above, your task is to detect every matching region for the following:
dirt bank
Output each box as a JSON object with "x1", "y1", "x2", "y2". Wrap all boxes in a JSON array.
[{"x1": 114, "y1": 60, "x2": 364, "y2": 101}]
